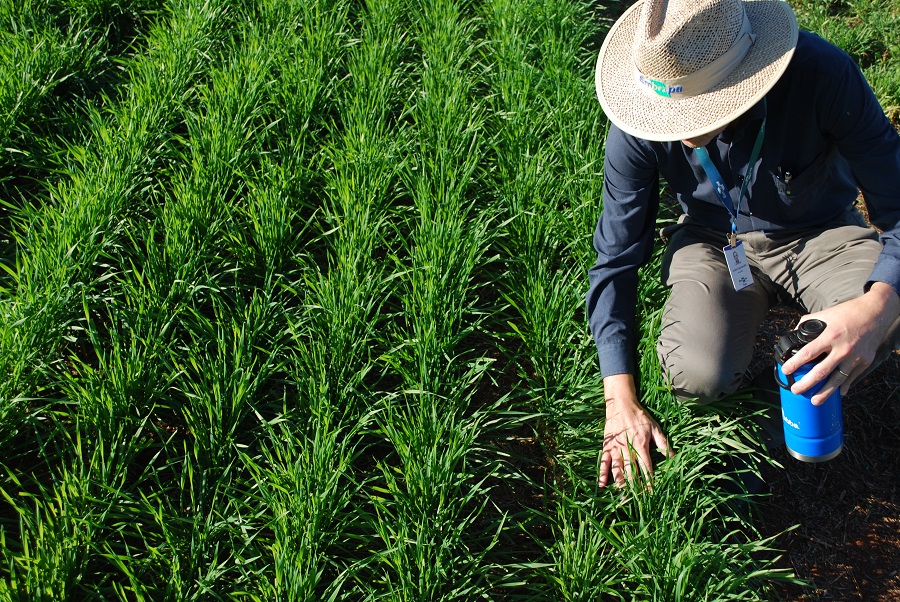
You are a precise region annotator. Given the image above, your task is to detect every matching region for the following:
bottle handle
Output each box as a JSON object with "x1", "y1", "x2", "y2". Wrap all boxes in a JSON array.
[{"x1": 774, "y1": 364, "x2": 795, "y2": 389}]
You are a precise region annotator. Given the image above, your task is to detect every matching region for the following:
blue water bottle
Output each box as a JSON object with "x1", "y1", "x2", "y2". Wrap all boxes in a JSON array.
[{"x1": 773, "y1": 319, "x2": 843, "y2": 462}]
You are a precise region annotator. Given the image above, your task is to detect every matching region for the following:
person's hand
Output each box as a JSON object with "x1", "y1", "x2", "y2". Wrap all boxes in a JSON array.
[
  {"x1": 781, "y1": 282, "x2": 900, "y2": 405},
  {"x1": 599, "y1": 374, "x2": 673, "y2": 488}
]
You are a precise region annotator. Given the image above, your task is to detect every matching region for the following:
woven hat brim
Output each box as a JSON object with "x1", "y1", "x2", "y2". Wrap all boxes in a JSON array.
[{"x1": 595, "y1": 0, "x2": 798, "y2": 142}]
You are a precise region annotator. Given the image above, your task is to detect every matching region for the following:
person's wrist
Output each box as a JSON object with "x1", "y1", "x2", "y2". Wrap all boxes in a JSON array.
[
  {"x1": 603, "y1": 373, "x2": 635, "y2": 396},
  {"x1": 603, "y1": 373, "x2": 641, "y2": 417},
  {"x1": 866, "y1": 282, "x2": 900, "y2": 317}
]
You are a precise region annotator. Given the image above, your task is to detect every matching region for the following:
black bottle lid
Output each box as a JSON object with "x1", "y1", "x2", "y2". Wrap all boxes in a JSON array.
[
  {"x1": 774, "y1": 319, "x2": 828, "y2": 364},
  {"x1": 796, "y1": 319, "x2": 826, "y2": 342}
]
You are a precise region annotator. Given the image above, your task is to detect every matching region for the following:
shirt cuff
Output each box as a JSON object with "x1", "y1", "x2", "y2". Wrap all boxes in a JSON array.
[
  {"x1": 596, "y1": 340, "x2": 636, "y2": 378},
  {"x1": 867, "y1": 256, "x2": 900, "y2": 300}
]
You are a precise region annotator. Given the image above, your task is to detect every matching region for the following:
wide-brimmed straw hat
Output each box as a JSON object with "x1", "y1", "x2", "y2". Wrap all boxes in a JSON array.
[{"x1": 595, "y1": 0, "x2": 798, "y2": 141}]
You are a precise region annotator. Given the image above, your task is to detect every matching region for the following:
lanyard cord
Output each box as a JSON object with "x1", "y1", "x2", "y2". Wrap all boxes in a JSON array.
[{"x1": 693, "y1": 98, "x2": 767, "y2": 237}]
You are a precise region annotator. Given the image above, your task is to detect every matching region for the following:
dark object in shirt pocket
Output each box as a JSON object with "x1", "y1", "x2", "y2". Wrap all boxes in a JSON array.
[{"x1": 770, "y1": 148, "x2": 837, "y2": 221}]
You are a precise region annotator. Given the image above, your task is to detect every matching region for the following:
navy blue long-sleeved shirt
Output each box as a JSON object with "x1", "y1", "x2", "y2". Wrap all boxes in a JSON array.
[{"x1": 587, "y1": 31, "x2": 900, "y2": 377}]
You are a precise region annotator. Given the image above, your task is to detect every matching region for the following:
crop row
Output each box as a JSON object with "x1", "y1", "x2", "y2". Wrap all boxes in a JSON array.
[{"x1": 0, "y1": 0, "x2": 793, "y2": 599}]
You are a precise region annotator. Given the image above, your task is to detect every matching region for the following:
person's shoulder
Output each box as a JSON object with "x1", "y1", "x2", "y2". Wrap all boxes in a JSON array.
[
  {"x1": 775, "y1": 30, "x2": 859, "y2": 98},
  {"x1": 608, "y1": 123, "x2": 659, "y2": 156},
  {"x1": 607, "y1": 123, "x2": 673, "y2": 156},
  {"x1": 791, "y1": 30, "x2": 856, "y2": 73}
]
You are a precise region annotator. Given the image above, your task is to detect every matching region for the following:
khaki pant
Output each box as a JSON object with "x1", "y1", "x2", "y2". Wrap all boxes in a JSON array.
[{"x1": 657, "y1": 210, "x2": 900, "y2": 403}]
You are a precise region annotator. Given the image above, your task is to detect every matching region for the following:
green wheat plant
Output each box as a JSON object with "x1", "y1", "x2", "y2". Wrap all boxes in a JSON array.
[{"x1": 0, "y1": 0, "x2": 893, "y2": 599}]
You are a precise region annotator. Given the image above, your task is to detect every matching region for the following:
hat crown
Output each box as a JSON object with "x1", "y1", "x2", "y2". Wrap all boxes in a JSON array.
[{"x1": 634, "y1": 0, "x2": 748, "y2": 80}]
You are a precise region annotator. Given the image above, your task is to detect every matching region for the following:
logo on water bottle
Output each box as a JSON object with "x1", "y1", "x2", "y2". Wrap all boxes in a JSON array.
[{"x1": 782, "y1": 409, "x2": 799, "y2": 430}]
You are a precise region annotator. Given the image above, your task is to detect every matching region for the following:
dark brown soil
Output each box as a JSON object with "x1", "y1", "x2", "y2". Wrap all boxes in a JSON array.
[{"x1": 751, "y1": 306, "x2": 900, "y2": 601}]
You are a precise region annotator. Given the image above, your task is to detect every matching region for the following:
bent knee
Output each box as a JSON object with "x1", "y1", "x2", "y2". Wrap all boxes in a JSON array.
[{"x1": 660, "y1": 355, "x2": 743, "y2": 406}]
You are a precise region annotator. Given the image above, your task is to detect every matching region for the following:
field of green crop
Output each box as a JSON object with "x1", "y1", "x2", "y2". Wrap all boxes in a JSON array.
[{"x1": 1, "y1": 0, "x2": 896, "y2": 600}]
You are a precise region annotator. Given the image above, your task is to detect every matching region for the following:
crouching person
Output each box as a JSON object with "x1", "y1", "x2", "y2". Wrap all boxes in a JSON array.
[{"x1": 587, "y1": 0, "x2": 900, "y2": 487}]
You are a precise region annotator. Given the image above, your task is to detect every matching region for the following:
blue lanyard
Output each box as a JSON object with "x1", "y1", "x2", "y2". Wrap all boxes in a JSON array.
[{"x1": 693, "y1": 100, "x2": 767, "y2": 241}]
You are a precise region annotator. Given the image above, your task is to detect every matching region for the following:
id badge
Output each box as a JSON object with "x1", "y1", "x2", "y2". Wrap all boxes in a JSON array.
[{"x1": 724, "y1": 240, "x2": 754, "y2": 291}]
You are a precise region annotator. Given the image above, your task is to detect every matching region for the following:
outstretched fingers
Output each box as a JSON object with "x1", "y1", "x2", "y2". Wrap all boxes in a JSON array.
[{"x1": 599, "y1": 425, "x2": 671, "y2": 489}]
